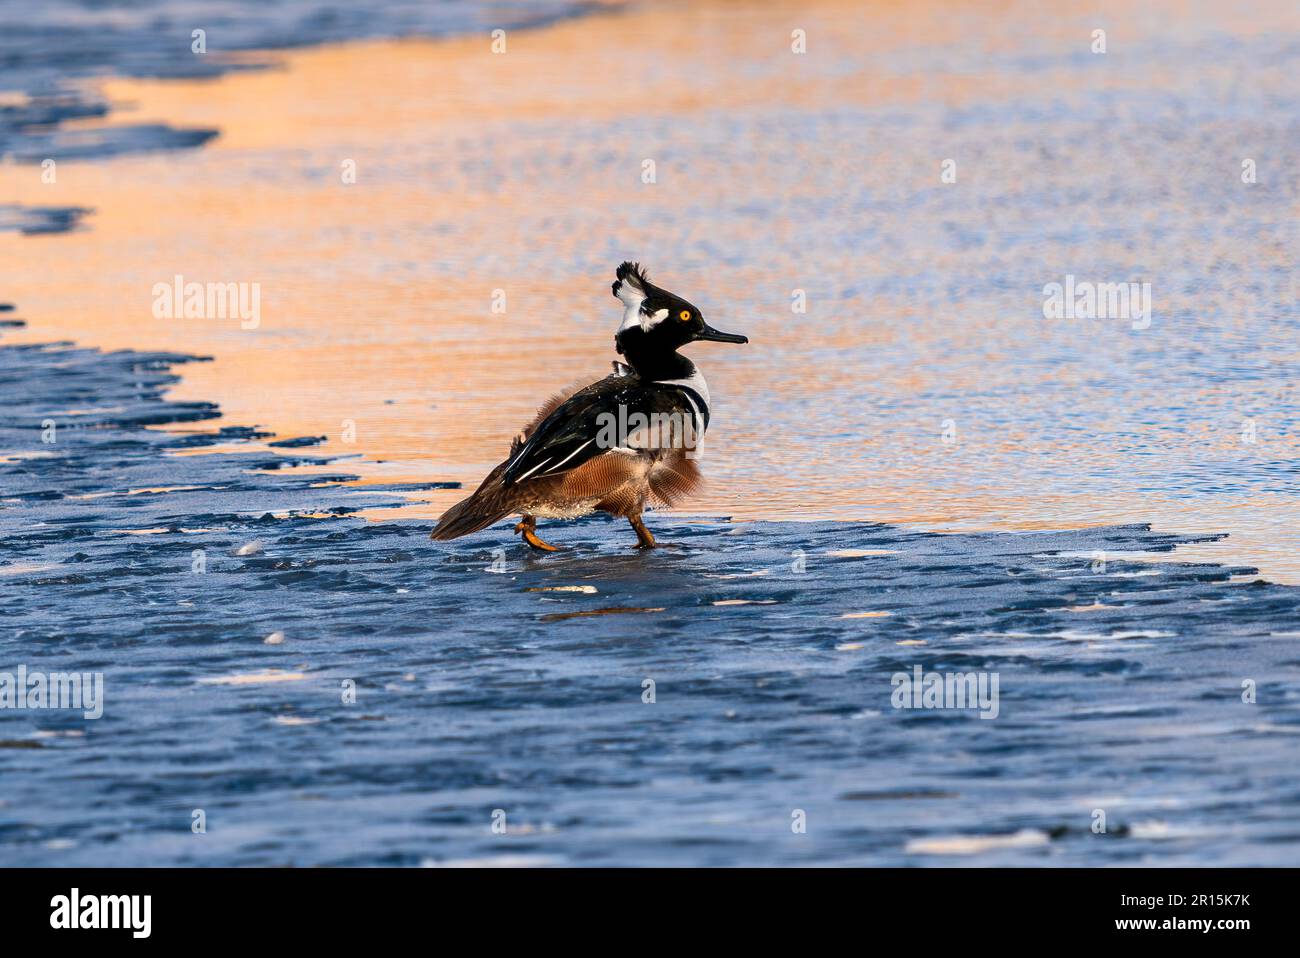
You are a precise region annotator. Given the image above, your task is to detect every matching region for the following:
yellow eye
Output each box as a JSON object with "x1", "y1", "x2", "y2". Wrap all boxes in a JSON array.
[{"x1": 679, "y1": 310, "x2": 691, "y2": 321}]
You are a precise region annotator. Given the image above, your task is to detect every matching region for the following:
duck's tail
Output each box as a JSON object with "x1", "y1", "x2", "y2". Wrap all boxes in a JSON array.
[
  {"x1": 430, "y1": 480, "x2": 515, "y2": 541},
  {"x1": 431, "y1": 385, "x2": 591, "y2": 542}
]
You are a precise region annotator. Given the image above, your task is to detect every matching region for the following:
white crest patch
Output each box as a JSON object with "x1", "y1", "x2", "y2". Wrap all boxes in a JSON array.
[
  {"x1": 641, "y1": 308, "x2": 669, "y2": 331},
  {"x1": 616, "y1": 280, "x2": 646, "y2": 333},
  {"x1": 614, "y1": 272, "x2": 669, "y2": 334}
]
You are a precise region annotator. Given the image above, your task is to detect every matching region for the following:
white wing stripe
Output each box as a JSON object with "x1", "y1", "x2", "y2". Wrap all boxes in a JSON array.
[
  {"x1": 542, "y1": 438, "x2": 594, "y2": 475},
  {"x1": 515, "y1": 458, "x2": 552, "y2": 482}
]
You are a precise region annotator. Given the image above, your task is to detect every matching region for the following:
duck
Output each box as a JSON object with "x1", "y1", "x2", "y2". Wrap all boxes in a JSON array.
[{"x1": 430, "y1": 262, "x2": 748, "y2": 551}]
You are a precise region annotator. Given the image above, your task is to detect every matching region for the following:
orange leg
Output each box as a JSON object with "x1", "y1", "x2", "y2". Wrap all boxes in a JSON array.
[
  {"x1": 514, "y1": 516, "x2": 559, "y2": 552},
  {"x1": 629, "y1": 514, "x2": 656, "y2": 550}
]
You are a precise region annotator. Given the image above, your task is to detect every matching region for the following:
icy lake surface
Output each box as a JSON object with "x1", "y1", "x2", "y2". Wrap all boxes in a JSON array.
[{"x1": 2, "y1": 338, "x2": 1298, "y2": 866}]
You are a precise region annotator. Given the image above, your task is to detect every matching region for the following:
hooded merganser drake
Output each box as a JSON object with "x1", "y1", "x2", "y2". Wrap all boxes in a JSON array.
[{"x1": 430, "y1": 262, "x2": 748, "y2": 551}]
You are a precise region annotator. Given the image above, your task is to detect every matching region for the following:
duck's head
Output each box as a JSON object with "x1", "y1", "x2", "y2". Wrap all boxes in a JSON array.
[{"x1": 611, "y1": 262, "x2": 748, "y2": 361}]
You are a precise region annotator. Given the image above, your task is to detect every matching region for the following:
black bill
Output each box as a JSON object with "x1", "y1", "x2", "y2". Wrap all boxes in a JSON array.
[{"x1": 695, "y1": 323, "x2": 749, "y2": 344}]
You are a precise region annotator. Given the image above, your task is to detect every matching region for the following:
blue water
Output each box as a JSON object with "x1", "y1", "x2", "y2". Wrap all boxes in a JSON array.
[{"x1": 3, "y1": 335, "x2": 1299, "y2": 866}]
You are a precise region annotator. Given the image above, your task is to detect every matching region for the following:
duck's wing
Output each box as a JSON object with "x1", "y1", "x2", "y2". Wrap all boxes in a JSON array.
[{"x1": 501, "y1": 375, "x2": 705, "y2": 487}]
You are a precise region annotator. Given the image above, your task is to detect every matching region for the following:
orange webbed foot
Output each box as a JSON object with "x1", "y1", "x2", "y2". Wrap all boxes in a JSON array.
[{"x1": 514, "y1": 518, "x2": 559, "y2": 552}]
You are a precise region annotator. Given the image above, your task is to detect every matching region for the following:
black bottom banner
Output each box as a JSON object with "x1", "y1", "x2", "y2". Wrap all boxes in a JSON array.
[{"x1": 0, "y1": 866, "x2": 1282, "y2": 944}]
